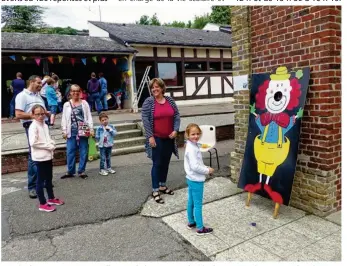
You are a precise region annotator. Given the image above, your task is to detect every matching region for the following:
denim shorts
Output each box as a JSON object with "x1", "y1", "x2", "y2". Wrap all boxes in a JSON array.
[{"x1": 49, "y1": 105, "x2": 58, "y2": 114}]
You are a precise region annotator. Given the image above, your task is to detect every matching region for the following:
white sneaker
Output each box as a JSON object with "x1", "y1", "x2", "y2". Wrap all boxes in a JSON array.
[
  {"x1": 99, "y1": 169, "x2": 109, "y2": 176},
  {"x1": 107, "y1": 168, "x2": 116, "y2": 174}
]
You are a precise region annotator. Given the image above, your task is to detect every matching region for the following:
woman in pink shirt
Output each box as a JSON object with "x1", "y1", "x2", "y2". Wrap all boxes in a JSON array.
[{"x1": 141, "y1": 78, "x2": 181, "y2": 204}]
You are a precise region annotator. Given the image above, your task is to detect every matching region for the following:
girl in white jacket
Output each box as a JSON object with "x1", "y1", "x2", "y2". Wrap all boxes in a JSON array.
[
  {"x1": 29, "y1": 105, "x2": 64, "y2": 212},
  {"x1": 184, "y1": 123, "x2": 214, "y2": 235}
]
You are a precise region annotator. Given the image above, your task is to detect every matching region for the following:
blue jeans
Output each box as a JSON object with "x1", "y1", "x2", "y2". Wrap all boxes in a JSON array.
[
  {"x1": 24, "y1": 124, "x2": 37, "y2": 191},
  {"x1": 91, "y1": 92, "x2": 102, "y2": 114},
  {"x1": 10, "y1": 91, "x2": 20, "y2": 117},
  {"x1": 34, "y1": 160, "x2": 54, "y2": 205},
  {"x1": 66, "y1": 136, "x2": 89, "y2": 174},
  {"x1": 58, "y1": 102, "x2": 63, "y2": 113},
  {"x1": 187, "y1": 179, "x2": 205, "y2": 230},
  {"x1": 151, "y1": 137, "x2": 173, "y2": 191},
  {"x1": 48, "y1": 105, "x2": 58, "y2": 115},
  {"x1": 41, "y1": 96, "x2": 49, "y2": 109},
  {"x1": 100, "y1": 147, "x2": 112, "y2": 170},
  {"x1": 100, "y1": 89, "x2": 108, "y2": 110}
]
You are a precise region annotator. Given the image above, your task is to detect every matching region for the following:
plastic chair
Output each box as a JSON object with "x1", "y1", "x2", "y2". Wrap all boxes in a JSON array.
[{"x1": 199, "y1": 125, "x2": 220, "y2": 170}]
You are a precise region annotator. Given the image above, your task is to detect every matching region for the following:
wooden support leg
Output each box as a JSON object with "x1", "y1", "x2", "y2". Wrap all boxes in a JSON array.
[
  {"x1": 246, "y1": 192, "x2": 252, "y2": 207},
  {"x1": 273, "y1": 203, "x2": 280, "y2": 219}
]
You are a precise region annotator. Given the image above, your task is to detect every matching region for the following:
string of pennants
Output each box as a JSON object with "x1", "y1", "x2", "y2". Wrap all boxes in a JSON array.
[{"x1": 8, "y1": 55, "x2": 121, "y2": 66}]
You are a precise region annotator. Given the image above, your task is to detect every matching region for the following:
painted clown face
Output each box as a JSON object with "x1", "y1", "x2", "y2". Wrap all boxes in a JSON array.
[{"x1": 265, "y1": 79, "x2": 292, "y2": 114}]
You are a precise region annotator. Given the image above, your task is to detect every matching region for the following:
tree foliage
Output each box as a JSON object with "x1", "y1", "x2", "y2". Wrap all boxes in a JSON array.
[
  {"x1": 136, "y1": 6, "x2": 230, "y2": 30},
  {"x1": 1, "y1": 5, "x2": 46, "y2": 33},
  {"x1": 136, "y1": 13, "x2": 161, "y2": 26},
  {"x1": 163, "y1": 21, "x2": 187, "y2": 28},
  {"x1": 39, "y1": 26, "x2": 78, "y2": 35},
  {"x1": 1, "y1": 5, "x2": 80, "y2": 35},
  {"x1": 210, "y1": 6, "x2": 231, "y2": 25},
  {"x1": 191, "y1": 14, "x2": 210, "y2": 29}
]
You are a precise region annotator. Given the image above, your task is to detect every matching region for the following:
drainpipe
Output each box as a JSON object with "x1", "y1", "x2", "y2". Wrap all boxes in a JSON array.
[
  {"x1": 131, "y1": 52, "x2": 138, "y2": 112},
  {"x1": 132, "y1": 52, "x2": 137, "y2": 94}
]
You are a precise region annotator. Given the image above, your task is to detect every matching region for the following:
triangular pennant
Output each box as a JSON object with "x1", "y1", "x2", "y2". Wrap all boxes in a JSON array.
[
  {"x1": 81, "y1": 58, "x2": 87, "y2": 65},
  {"x1": 35, "y1": 58, "x2": 41, "y2": 66},
  {"x1": 58, "y1": 55, "x2": 63, "y2": 63},
  {"x1": 101, "y1": 57, "x2": 106, "y2": 64},
  {"x1": 22, "y1": 56, "x2": 27, "y2": 61},
  {"x1": 9, "y1": 55, "x2": 16, "y2": 61},
  {"x1": 92, "y1": 56, "x2": 97, "y2": 63},
  {"x1": 71, "y1": 58, "x2": 75, "y2": 66},
  {"x1": 48, "y1": 56, "x2": 54, "y2": 64},
  {"x1": 112, "y1": 58, "x2": 117, "y2": 65}
]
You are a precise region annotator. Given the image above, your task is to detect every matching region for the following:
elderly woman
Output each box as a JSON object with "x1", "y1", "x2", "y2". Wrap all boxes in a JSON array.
[
  {"x1": 141, "y1": 78, "x2": 181, "y2": 204},
  {"x1": 61, "y1": 84, "x2": 94, "y2": 179}
]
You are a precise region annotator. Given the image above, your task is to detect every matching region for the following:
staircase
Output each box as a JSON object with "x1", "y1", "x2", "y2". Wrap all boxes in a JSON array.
[{"x1": 94, "y1": 122, "x2": 146, "y2": 156}]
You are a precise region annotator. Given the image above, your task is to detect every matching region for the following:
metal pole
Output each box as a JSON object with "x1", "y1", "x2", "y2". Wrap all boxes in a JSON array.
[{"x1": 99, "y1": 6, "x2": 101, "y2": 21}]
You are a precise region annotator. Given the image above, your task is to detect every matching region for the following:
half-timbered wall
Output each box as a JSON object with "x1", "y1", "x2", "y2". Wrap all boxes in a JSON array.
[{"x1": 134, "y1": 45, "x2": 233, "y2": 101}]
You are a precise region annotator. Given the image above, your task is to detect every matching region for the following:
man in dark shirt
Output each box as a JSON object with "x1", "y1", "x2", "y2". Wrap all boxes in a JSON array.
[{"x1": 9, "y1": 72, "x2": 26, "y2": 119}]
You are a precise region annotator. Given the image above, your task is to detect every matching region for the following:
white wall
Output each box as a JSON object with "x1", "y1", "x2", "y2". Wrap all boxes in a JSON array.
[
  {"x1": 203, "y1": 23, "x2": 221, "y2": 31},
  {"x1": 87, "y1": 23, "x2": 110, "y2": 37},
  {"x1": 134, "y1": 46, "x2": 154, "y2": 57}
]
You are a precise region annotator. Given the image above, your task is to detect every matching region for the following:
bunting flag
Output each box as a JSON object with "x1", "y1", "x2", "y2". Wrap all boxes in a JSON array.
[
  {"x1": 9, "y1": 55, "x2": 16, "y2": 61},
  {"x1": 112, "y1": 58, "x2": 117, "y2": 65},
  {"x1": 58, "y1": 55, "x2": 63, "y2": 63},
  {"x1": 71, "y1": 58, "x2": 75, "y2": 66},
  {"x1": 22, "y1": 56, "x2": 27, "y2": 61},
  {"x1": 81, "y1": 58, "x2": 87, "y2": 65},
  {"x1": 48, "y1": 56, "x2": 54, "y2": 64},
  {"x1": 92, "y1": 56, "x2": 97, "y2": 63},
  {"x1": 101, "y1": 57, "x2": 106, "y2": 64},
  {"x1": 35, "y1": 58, "x2": 41, "y2": 66}
]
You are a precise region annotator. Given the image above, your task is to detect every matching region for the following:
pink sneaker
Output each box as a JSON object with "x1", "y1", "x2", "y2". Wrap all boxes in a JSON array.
[
  {"x1": 47, "y1": 198, "x2": 65, "y2": 206},
  {"x1": 39, "y1": 203, "x2": 56, "y2": 212}
]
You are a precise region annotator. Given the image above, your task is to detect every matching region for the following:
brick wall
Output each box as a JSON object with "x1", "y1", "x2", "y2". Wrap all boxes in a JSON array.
[
  {"x1": 1, "y1": 149, "x2": 77, "y2": 174},
  {"x1": 2, "y1": 125, "x2": 234, "y2": 174},
  {"x1": 230, "y1": 6, "x2": 252, "y2": 183},
  {"x1": 230, "y1": 6, "x2": 341, "y2": 216}
]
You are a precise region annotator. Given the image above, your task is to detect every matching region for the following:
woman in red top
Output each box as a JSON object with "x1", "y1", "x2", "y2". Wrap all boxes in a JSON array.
[{"x1": 141, "y1": 78, "x2": 181, "y2": 204}]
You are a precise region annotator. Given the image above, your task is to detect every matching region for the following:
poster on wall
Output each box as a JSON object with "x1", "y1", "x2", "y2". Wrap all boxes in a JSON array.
[{"x1": 238, "y1": 66, "x2": 310, "y2": 206}]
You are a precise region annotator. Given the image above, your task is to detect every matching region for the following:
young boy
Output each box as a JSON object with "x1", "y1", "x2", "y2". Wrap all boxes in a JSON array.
[{"x1": 95, "y1": 112, "x2": 117, "y2": 176}]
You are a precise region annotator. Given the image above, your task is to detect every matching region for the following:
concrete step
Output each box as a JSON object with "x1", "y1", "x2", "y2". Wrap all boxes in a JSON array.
[
  {"x1": 96, "y1": 136, "x2": 146, "y2": 150},
  {"x1": 111, "y1": 145, "x2": 146, "y2": 156},
  {"x1": 115, "y1": 129, "x2": 142, "y2": 140},
  {"x1": 92, "y1": 122, "x2": 138, "y2": 132}
]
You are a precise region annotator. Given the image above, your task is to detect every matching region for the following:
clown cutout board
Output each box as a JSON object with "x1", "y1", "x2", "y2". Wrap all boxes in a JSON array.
[{"x1": 238, "y1": 66, "x2": 310, "y2": 214}]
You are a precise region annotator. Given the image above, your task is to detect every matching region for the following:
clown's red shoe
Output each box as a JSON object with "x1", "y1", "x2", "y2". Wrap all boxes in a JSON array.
[
  {"x1": 263, "y1": 184, "x2": 283, "y2": 204},
  {"x1": 244, "y1": 183, "x2": 262, "y2": 193}
]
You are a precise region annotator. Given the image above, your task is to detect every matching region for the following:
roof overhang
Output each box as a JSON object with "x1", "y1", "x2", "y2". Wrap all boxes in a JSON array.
[{"x1": 1, "y1": 49, "x2": 135, "y2": 55}]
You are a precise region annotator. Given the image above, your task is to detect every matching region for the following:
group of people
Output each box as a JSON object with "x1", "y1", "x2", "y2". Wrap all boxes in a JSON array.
[
  {"x1": 75, "y1": 72, "x2": 122, "y2": 114},
  {"x1": 15, "y1": 75, "x2": 117, "y2": 212},
  {"x1": 15, "y1": 75, "x2": 214, "y2": 235},
  {"x1": 9, "y1": 71, "x2": 124, "y2": 121}
]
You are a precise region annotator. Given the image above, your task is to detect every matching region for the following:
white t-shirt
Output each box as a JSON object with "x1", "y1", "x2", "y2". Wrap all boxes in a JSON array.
[
  {"x1": 40, "y1": 78, "x2": 49, "y2": 97},
  {"x1": 15, "y1": 89, "x2": 46, "y2": 124}
]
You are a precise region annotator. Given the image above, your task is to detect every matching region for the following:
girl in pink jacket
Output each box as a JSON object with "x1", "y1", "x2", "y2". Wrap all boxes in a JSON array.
[{"x1": 28, "y1": 105, "x2": 64, "y2": 212}]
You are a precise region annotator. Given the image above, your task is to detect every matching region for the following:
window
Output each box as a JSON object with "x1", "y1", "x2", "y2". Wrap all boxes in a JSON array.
[
  {"x1": 223, "y1": 62, "x2": 233, "y2": 71},
  {"x1": 158, "y1": 63, "x2": 180, "y2": 87},
  {"x1": 184, "y1": 62, "x2": 207, "y2": 72},
  {"x1": 209, "y1": 62, "x2": 221, "y2": 71}
]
